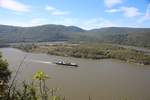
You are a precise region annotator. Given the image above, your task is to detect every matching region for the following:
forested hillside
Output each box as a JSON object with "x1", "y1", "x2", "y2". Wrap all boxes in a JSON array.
[{"x1": 0, "y1": 25, "x2": 150, "y2": 47}]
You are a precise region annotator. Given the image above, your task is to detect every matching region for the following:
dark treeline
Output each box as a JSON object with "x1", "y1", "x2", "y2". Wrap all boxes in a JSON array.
[{"x1": 0, "y1": 24, "x2": 150, "y2": 48}]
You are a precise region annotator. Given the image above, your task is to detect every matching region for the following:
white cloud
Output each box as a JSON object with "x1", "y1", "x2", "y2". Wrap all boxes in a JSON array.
[
  {"x1": 51, "y1": 11, "x2": 69, "y2": 16},
  {"x1": 121, "y1": 7, "x2": 141, "y2": 17},
  {"x1": 104, "y1": 0, "x2": 123, "y2": 8},
  {"x1": 80, "y1": 18, "x2": 117, "y2": 29},
  {"x1": 45, "y1": 5, "x2": 69, "y2": 16},
  {"x1": 53, "y1": 18, "x2": 79, "y2": 26},
  {"x1": 45, "y1": 5, "x2": 55, "y2": 11},
  {"x1": 52, "y1": 17, "x2": 117, "y2": 29},
  {"x1": 0, "y1": 17, "x2": 50, "y2": 27},
  {"x1": 138, "y1": 3, "x2": 150, "y2": 23},
  {"x1": 0, "y1": 0, "x2": 29, "y2": 12},
  {"x1": 105, "y1": 9, "x2": 119, "y2": 13},
  {"x1": 31, "y1": 18, "x2": 48, "y2": 25},
  {"x1": 106, "y1": 6, "x2": 141, "y2": 17},
  {"x1": 0, "y1": 17, "x2": 117, "y2": 29}
]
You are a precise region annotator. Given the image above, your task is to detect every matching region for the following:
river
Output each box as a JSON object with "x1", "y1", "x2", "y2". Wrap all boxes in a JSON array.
[{"x1": 1, "y1": 48, "x2": 150, "y2": 100}]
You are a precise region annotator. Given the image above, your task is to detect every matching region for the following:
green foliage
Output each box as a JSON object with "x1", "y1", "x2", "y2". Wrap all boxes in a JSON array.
[
  {"x1": 18, "y1": 43, "x2": 150, "y2": 65},
  {"x1": 7, "y1": 82, "x2": 38, "y2": 100},
  {"x1": 0, "y1": 53, "x2": 11, "y2": 82},
  {"x1": 33, "y1": 71, "x2": 49, "y2": 81},
  {"x1": 0, "y1": 52, "x2": 11, "y2": 98},
  {"x1": 2, "y1": 71, "x2": 62, "y2": 100},
  {"x1": 15, "y1": 44, "x2": 37, "y2": 52},
  {"x1": 0, "y1": 25, "x2": 150, "y2": 48},
  {"x1": 0, "y1": 24, "x2": 84, "y2": 43}
]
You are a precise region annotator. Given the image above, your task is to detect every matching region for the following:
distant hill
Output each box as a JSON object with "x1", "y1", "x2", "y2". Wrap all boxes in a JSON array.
[
  {"x1": 0, "y1": 24, "x2": 150, "y2": 47},
  {"x1": 86, "y1": 27, "x2": 150, "y2": 47},
  {"x1": 0, "y1": 24, "x2": 85, "y2": 42}
]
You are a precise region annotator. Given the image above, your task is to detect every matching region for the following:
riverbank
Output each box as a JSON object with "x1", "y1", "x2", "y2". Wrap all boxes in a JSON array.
[
  {"x1": 13, "y1": 43, "x2": 150, "y2": 65},
  {"x1": 1, "y1": 47, "x2": 150, "y2": 100}
]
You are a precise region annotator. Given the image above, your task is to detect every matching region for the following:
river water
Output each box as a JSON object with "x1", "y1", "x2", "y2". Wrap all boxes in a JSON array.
[{"x1": 1, "y1": 48, "x2": 150, "y2": 100}]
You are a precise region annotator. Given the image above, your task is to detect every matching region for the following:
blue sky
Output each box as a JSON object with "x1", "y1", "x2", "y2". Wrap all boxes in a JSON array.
[{"x1": 0, "y1": 0, "x2": 150, "y2": 29}]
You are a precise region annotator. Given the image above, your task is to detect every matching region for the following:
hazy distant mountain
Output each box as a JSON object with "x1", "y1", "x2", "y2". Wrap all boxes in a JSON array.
[
  {"x1": 0, "y1": 24, "x2": 150, "y2": 47},
  {"x1": 0, "y1": 24, "x2": 85, "y2": 42},
  {"x1": 86, "y1": 27, "x2": 150, "y2": 47}
]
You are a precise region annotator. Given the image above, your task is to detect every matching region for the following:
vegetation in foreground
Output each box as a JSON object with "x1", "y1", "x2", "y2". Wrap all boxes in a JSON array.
[
  {"x1": 14, "y1": 43, "x2": 150, "y2": 65},
  {"x1": 5, "y1": 71, "x2": 63, "y2": 100},
  {"x1": 0, "y1": 52, "x2": 11, "y2": 98},
  {"x1": 0, "y1": 52, "x2": 63, "y2": 100}
]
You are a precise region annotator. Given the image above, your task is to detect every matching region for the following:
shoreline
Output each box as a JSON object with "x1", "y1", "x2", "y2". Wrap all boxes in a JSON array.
[
  {"x1": 11, "y1": 43, "x2": 150, "y2": 65},
  {"x1": 1, "y1": 47, "x2": 148, "y2": 67}
]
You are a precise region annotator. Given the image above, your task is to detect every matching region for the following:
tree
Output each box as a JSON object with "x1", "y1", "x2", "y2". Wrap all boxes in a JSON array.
[{"x1": 0, "y1": 52, "x2": 11, "y2": 97}]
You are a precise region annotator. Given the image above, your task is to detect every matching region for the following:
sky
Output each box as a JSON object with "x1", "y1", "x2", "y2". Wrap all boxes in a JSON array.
[{"x1": 0, "y1": 0, "x2": 150, "y2": 29}]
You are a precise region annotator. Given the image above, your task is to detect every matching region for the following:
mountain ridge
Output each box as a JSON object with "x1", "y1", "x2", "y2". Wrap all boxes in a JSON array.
[{"x1": 0, "y1": 24, "x2": 150, "y2": 47}]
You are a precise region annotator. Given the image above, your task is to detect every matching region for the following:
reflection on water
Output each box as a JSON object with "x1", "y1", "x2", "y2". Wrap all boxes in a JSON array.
[{"x1": 1, "y1": 48, "x2": 150, "y2": 100}]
